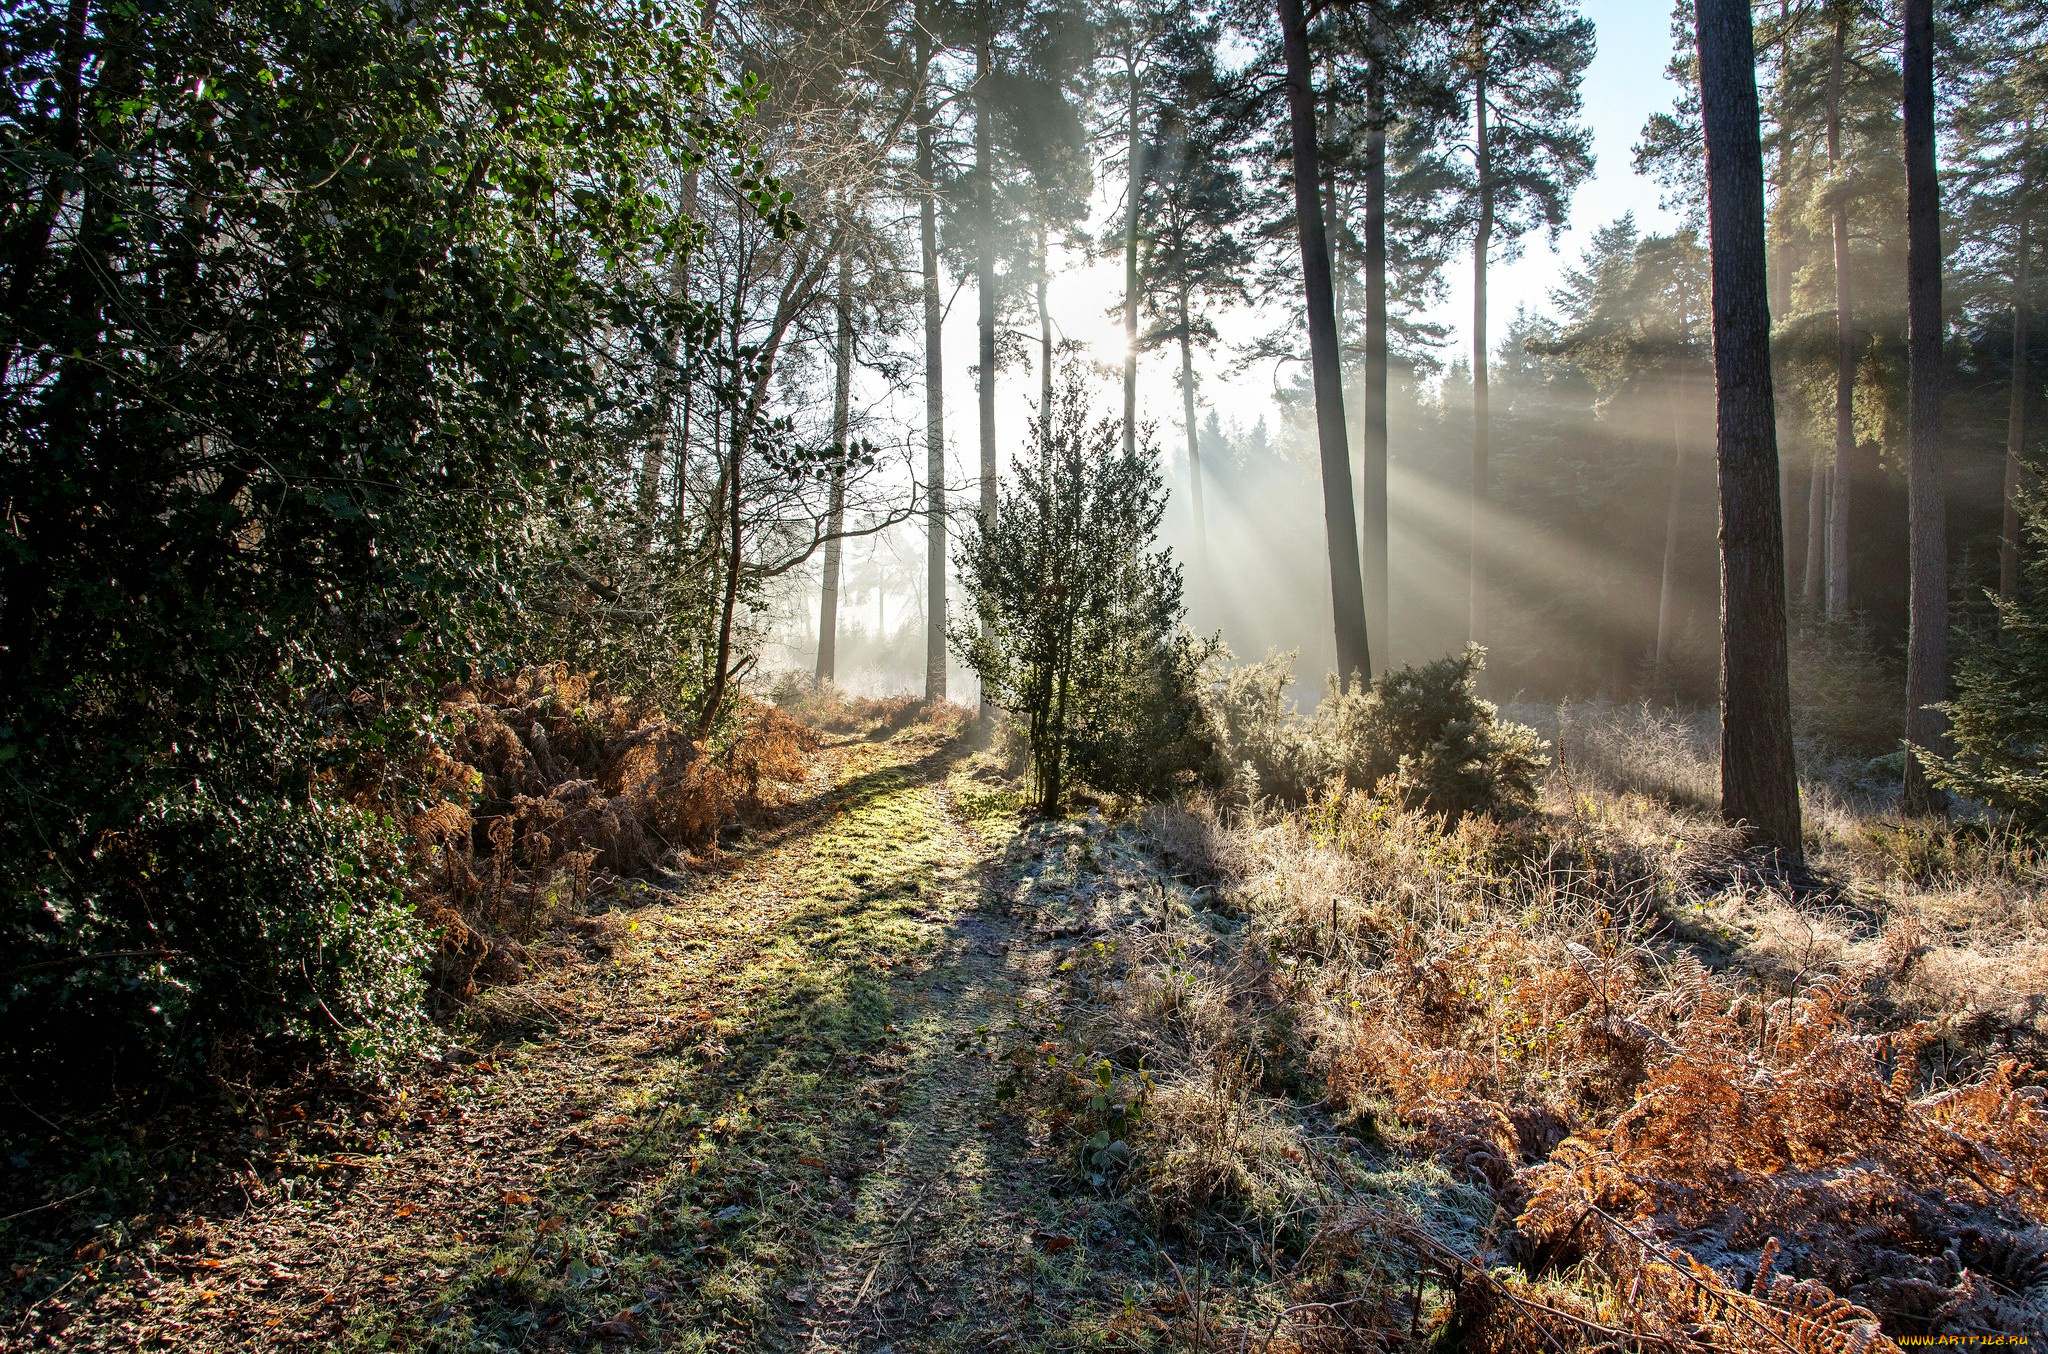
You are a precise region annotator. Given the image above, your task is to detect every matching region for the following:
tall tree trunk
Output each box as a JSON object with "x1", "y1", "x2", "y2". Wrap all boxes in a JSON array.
[
  {"x1": 1696, "y1": 0, "x2": 1803, "y2": 857},
  {"x1": 1278, "y1": 0, "x2": 1370, "y2": 685},
  {"x1": 1039, "y1": 234, "x2": 1055, "y2": 447},
  {"x1": 816, "y1": 249, "x2": 854, "y2": 682},
  {"x1": 2003, "y1": 209, "x2": 2031, "y2": 602},
  {"x1": 636, "y1": 0, "x2": 719, "y2": 551},
  {"x1": 1123, "y1": 57, "x2": 1145, "y2": 459},
  {"x1": 1177, "y1": 292, "x2": 1207, "y2": 568},
  {"x1": 1656, "y1": 376, "x2": 1688, "y2": 678},
  {"x1": 1362, "y1": 32, "x2": 1391, "y2": 664},
  {"x1": 975, "y1": 14, "x2": 998, "y2": 716},
  {"x1": 917, "y1": 22, "x2": 946, "y2": 703},
  {"x1": 1802, "y1": 456, "x2": 1826, "y2": 605},
  {"x1": 636, "y1": 249, "x2": 686, "y2": 546},
  {"x1": 1824, "y1": 7, "x2": 1855, "y2": 619},
  {"x1": 1471, "y1": 61, "x2": 1493, "y2": 654},
  {"x1": 1767, "y1": 0, "x2": 1796, "y2": 322},
  {"x1": 1900, "y1": 0, "x2": 1947, "y2": 815},
  {"x1": 703, "y1": 403, "x2": 747, "y2": 734},
  {"x1": 1771, "y1": 2, "x2": 1800, "y2": 595},
  {"x1": 670, "y1": 364, "x2": 693, "y2": 543}
]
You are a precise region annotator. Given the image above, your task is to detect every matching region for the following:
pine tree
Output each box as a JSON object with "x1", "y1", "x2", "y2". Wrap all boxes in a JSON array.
[
  {"x1": 1137, "y1": 18, "x2": 1251, "y2": 569},
  {"x1": 927, "y1": 0, "x2": 1090, "y2": 708},
  {"x1": 1900, "y1": 0, "x2": 1946, "y2": 815},
  {"x1": 1321, "y1": 0, "x2": 1466, "y2": 666},
  {"x1": 951, "y1": 365, "x2": 1199, "y2": 812},
  {"x1": 1445, "y1": 0, "x2": 1594, "y2": 657},
  {"x1": 1949, "y1": 0, "x2": 2048, "y2": 604},
  {"x1": 1277, "y1": 0, "x2": 1372, "y2": 685},
  {"x1": 1095, "y1": 1, "x2": 1172, "y2": 458},
  {"x1": 1695, "y1": 0, "x2": 1803, "y2": 856},
  {"x1": 816, "y1": 246, "x2": 856, "y2": 681},
  {"x1": 1546, "y1": 216, "x2": 1711, "y2": 679}
]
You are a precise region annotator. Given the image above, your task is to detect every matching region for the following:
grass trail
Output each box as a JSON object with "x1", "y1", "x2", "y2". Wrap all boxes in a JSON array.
[{"x1": 44, "y1": 722, "x2": 1116, "y2": 1351}]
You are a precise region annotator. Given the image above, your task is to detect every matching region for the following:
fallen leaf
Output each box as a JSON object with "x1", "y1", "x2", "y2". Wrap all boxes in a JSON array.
[
  {"x1": 395, "y1": 1202, "x2": 417, "y2": 1219},
  {"x1": 797, "y1": 1155, "x2": 827, "y2": 1169},
  {"x1": 1033, "y1": 1232, "x2": 1077, "y2": 1253},
  {"x1": 594, "y1": 1313, "x2": 638, "y2": 1340},
  {"x1": 501, "y1": 1191, "x2": 534, "y2": 1206}
]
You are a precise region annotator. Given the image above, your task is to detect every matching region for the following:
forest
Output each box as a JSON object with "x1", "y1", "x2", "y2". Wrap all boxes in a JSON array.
[{"x1": 2, "y1": 0, "x2": 2045, "y2": 1350}]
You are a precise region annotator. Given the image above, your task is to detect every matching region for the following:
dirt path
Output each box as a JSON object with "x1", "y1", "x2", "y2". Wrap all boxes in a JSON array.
[{"x1": 40, "y1": 721, "x2": 1142, "y2": 1353}]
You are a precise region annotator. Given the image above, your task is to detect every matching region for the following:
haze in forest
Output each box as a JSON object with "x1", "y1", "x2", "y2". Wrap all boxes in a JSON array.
[{"x1": 768, "y1": 0, "x2": 1705, "y2": 698}]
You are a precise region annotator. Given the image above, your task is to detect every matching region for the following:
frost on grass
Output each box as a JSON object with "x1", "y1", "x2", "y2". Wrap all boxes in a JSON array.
[{"x1": 1021, "y1": 699, "x2": 2048, "y2": 1353}]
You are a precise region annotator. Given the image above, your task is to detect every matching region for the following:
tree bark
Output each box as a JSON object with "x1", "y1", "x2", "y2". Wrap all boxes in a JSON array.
[
  {"x1": 817, "y1": 248, "x2": 854, "y2": 682},
  {"x1": 917, "y1": 47, "x2": 947, "y2": 703},
  {"x1": 1771, "y1": 2, "x2": 1800, "y2": 596},
  {"x1": 1901, "y1": 0, "x2": 1947, "y2": 815},
  {"x1": 1696, "y1": 0, "x2": 1803, "y2": 857},
  {"x1": 1471, "y1": 60, "x2": 1493, "y2": 655},
  {"x1": 704, "y1": 403, "x2": 747, "y2": 734},
  {"x1": 1802, "y1": 455, "x2": 1826, "y2": 606},
  {"x1": 1123, "y1": 55, "x2": 1145, "y2": 459},
  {"x1": 1039, "y1": 234, "x2": 1055, "y2": 447},
  {"x1": 976, "y1": 10, "x2": 998, "y2": 716},
  {"x1": 1278, "y1": 0, "x2": 1370, "y2": 685},
  {"x1": 1362, "y1": 27, "x2": 1391, "y2": 662},
  {"x1": 1824, "y1": 7, "x2": 1854, "y2": 619},
  {"x1": 1178, "y1": 291, "x2": 1207, "y2": 568},
  {"x1": 1656, "y1": 376, "x2": 1688, "y2": 678},
  {"x1": 2003, "y1": 210, "x2": 2030, "y2": 602}
]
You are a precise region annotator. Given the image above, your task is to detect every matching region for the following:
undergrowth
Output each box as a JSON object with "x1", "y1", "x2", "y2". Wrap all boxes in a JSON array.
[
  {"x1": 409, "y1": 666, "x2": 819, "y2": 1005},
  {"x1": 988, "y1": 699, "x2": 2048, "y2": 1353}
]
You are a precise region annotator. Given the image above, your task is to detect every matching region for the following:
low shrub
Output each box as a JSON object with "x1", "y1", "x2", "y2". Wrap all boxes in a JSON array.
[
  {"x1": 1, "y1": 789, "x2": 431, "y2": 1099},
  {"x1": 1201, "y1": 645, "x2": 1549, "y2": 820}
]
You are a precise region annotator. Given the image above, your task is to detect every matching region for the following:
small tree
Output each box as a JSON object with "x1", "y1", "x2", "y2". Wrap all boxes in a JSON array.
[
  {"x1": 952, "y1": 366, "x2": 1200, "y2": 813},
  {"x1": 1927, "y1": 494, "x2": 2048, "y2": 831}
]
